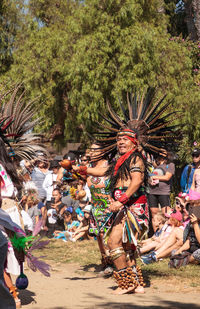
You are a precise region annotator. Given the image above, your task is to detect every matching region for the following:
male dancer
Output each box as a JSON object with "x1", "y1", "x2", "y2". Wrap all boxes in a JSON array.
[
  {"x1": 74, "y1": 89, "x2": 179, "y2": 294},
  {"x1": 76, "y1": 129, "x2": 148, "y2": 294}
]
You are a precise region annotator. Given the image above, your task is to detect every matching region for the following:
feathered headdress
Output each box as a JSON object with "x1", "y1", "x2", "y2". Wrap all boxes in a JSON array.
[
  {"x1": 92, "y1": 87, "x2": 180, "y2": 160},
  {"x1": 0, "y1": 84, "x2": 48, "y2": 160}
]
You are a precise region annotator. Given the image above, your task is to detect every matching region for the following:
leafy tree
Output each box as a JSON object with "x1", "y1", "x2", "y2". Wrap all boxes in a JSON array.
[
  {"x1": 0, "y1": 0, "x2": 199, "y2": 162},
  {"x1": 68, "y1": 0, "x2": 200, "y2": 158},
  {"x1": 0, "y1": 0, "x2": 24, "y2": 74},
  {"x1": 1, "y1": 1, "x2": 81, "y2": 146}
]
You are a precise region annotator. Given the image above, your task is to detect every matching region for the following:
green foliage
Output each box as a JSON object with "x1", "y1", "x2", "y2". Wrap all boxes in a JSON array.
[
  {"x1": 0, "y1": 0, "x2": 199, "y2": 164},
  {"x1": 0, "y1": 0, "x2": 24, "y2": 74}
]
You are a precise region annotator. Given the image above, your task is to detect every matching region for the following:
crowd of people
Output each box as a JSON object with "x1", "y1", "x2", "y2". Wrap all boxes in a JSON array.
[
  {"x1": 1, "y1": 89, "x2": 200, "y2": 309},
  {"x1": 5, "y1": 145, "x2": 200, "y2": 304}
]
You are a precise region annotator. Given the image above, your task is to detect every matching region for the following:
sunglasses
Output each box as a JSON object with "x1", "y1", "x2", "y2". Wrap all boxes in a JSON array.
[
  {"x1": 81, "y1": 159, "x2": 88, "y2": 162},
  {"x1": 192, "y1": 154, "x2": 200, "y2": 158}
]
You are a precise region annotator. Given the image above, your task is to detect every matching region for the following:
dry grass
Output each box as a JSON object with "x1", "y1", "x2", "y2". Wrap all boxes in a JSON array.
[
  {"x1": 35, "y1": 238, "x2": 200, "y2": 290},
  {"x1": 37, "y1": 238, "x2": 101, "y2": 265}
]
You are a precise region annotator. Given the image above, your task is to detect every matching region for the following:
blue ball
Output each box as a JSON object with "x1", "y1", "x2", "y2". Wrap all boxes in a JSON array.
[{"x1": 16, "y1": 273, "x2": 29, "y2": 290}]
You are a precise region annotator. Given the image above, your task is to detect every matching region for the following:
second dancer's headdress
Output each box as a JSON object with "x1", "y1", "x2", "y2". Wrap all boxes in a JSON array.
[
  {"x1": 92, "y1": 87, "x2": 180, "y2": 161},
  {"x1": 0, "y1": 84, "x2": 48, "y2": 160}
]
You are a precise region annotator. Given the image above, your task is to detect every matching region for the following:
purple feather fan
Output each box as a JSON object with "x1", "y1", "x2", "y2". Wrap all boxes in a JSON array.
[
  {"x1": 32, "y1": 219, "x2": 43, "y2": 236},
  {"x1": 26, "y1": 252, "x2": 50, "y2": 277},
  {"x1": 26, "y1": 234, "x2": 51, "y2": 277}
]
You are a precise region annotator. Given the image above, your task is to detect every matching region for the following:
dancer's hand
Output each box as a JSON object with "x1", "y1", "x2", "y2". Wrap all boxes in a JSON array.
[
  {"x1": 109, "y1": 201, "x2": 123, "y2": 212},
  {"x1": 72, "y1": 165, "x2": 79, "y2": 172}
]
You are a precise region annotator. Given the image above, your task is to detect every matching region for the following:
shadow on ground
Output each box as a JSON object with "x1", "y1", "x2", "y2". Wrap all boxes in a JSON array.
[
  {"x1": 63, "y1": 275, "x2": 97, "y2": 281},
  {"x1": 19, "y1": 289, "x2": 36, "y2": 305},
  {"x1": 81, "y1": 263, "x2": 102, "y2": 273},
  {"x1": 85, "y1": 299, "x2": 200, "y2": 309}
]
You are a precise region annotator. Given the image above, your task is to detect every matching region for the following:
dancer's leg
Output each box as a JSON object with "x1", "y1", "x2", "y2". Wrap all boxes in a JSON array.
[
  {"x1": 124, "y1": 244, "x2": 145, "y2": 294},
  {"x1": 4, "y1": 271, "x2": 21, "y2": 308},
  {"x1": 107, "y1": 213, "x2": 139, "y2": 295},
  {"x1": 0, "y1": 231, "x2": 16, "y2": 309}
]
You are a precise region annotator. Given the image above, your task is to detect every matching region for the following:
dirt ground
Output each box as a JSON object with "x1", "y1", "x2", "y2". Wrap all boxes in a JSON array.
[{"x1": 15, "y1": 263, "x2": 200, "y2": 309}]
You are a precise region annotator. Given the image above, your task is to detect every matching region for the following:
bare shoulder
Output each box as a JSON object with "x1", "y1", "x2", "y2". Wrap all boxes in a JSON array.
[{"x1": 130, "y1": 156, "x2": 145, "y2": 173}]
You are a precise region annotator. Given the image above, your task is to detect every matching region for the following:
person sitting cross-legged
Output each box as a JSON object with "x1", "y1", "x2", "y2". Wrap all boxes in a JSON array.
[
  {"x1": 141, "y1": 210, "x2": 184, "y2": 264},
  {"x1": 169, "y1": 213, "x2": 200, "y2": 267}
]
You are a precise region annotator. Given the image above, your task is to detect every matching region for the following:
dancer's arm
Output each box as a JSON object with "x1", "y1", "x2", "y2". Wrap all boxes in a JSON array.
[
  {"x1": 56, "y1": 167, "x2": 64, "y2": 182},
  {"x1": 72, "y1": 165, "x2": 108, "y2": 177}
]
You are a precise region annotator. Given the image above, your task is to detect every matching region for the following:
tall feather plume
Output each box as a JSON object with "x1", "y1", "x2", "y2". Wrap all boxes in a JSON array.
[
  {"x1": 0, "y1": 85, "x2": 48, "y2": 160},
  {"x1": 92, "y1": 87, "x2": 180, "y2": 159}
]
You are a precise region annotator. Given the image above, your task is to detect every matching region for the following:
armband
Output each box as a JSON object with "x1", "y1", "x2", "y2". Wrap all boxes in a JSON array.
[
  {"x1": 129, "y1": 166, "x2": 143, "y2": 173},
  {"x1": 118, "y1": 193, "x2": 129, "y2": 205}
]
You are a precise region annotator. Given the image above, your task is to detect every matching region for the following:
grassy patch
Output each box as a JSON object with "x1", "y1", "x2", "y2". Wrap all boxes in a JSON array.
[
  {"x1": 36, "y1": 238, "x2": 101, "y2": 265},
  {"x1": 35, "y1": 238, "x2": 200, "y2": 289}
]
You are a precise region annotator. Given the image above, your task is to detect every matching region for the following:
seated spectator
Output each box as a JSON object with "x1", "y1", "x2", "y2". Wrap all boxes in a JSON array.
[
  {"x1": 75, "y1": 207, "x2": 84, "y2": 222},
  {"x1": 25, "y1": 194, "x2": 40, "y2": 229},
  {"x1": 53, "y1": 207, "x2": 80, "y2": 241},
  {"x1": 170, "y1": 212, "x2": 200, "y2": 266},
  {"x1": 71, "y1": 205, "x2": 92, "y2": 242},
  {"x1": 139, "y1": 212, "x2": 166, "y2": 254},
  {"x1": 43, "y1": 160, "x2": 60, "y2": 208},
  {"x1": 141, "y1": 210, "x2": 184, "y2": 264},
  {"x1": 46, "y1": 189, "x2": 65, "y2": 237},
  {"x1": 174, "y1": 195, "x2": 190, "y2": 227}
]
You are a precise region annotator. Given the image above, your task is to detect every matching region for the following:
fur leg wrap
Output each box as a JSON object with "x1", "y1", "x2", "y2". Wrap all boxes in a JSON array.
[
  {"x1": 134, "y1": 265, "x2": 146, "y2": 287},
  {"x1": 101, "y1": 254, "x2": 113, "y2": 267},
  {"x1": 110, "y1": 247, "x2": 125, "y2": 261},
  {"x1": 113, "y1": 267, "x2": 139, "y2": 290},
  {"x1": 125, "y1": 249, "x2": 135, "y2": 262}
]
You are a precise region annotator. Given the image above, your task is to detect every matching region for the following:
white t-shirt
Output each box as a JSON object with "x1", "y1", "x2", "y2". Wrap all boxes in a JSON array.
[
  {"x1": 47, "y1": 209, "x2": 57, "y2": 224},
  {"x1": 21, "y1": 209, "x2": 33, "y2": 231},
  {"x1": 43, "y1": 172, "x2": 58, "y2": 201}
]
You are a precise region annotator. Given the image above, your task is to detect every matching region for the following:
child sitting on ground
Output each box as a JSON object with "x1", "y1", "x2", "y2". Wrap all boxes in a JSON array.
[
  {"x1": 70, "y1": 205, "x2": 92, "y2": 242},
  {"x1": 142, "y1": 210, "x2": 185, "y2": 264},
  {"x1": 53, "y1": 207, "x2": 80, "y2": 241},
  {"x1": 169, "y1": 212, "x2": 200, "y2": 267},
  {"x1": 25, "y1": 194, "x2": 40, "y2": 230},
  {"x1": 140, "y1": 212, "x2": 169, "y2": 254}
]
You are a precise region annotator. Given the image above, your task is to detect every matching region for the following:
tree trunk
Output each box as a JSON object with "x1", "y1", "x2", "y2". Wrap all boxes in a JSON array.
[
  {"x1": 184, "y1": 0, "x2": 197, "y2": 41},
  {"x1": 192, "y1": 0, "x2": 200, "y2": 40}
]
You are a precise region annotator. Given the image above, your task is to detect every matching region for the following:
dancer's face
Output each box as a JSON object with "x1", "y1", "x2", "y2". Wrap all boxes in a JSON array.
[
  {"x1": 117, "y1": 136, "x2": 135, "y2": 155},
  {"x1": 89, "y1": 144, "x2": 101, "y2": 161}
]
